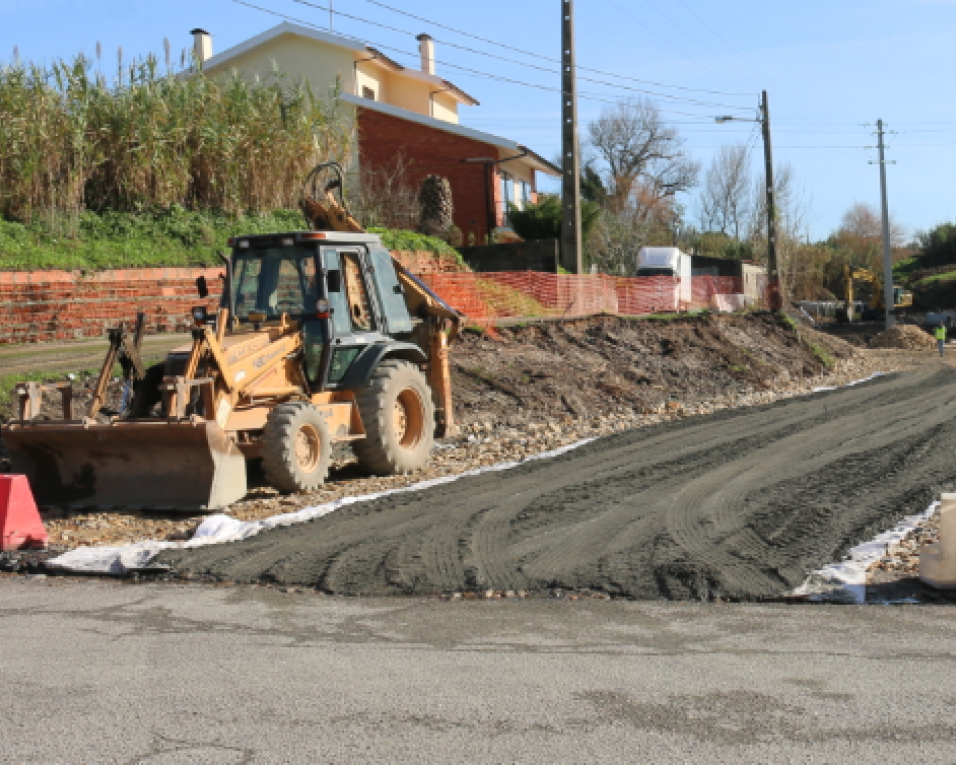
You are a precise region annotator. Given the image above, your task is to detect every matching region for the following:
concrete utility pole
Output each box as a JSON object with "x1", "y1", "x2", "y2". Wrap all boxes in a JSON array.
[
  {"x1": 873, "y1": 119, "x2": 896, "y2": 328},
  {"x1": 759, "y1": 90, "x2": 782, "y2": 310},
  {"x1": 560, "y1": 0, "x2": 583, "y2": 274}
]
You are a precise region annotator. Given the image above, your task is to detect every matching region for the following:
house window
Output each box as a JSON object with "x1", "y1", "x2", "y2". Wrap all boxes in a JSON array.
[
  {"x1": 499, "y1": 172, "x2": 513, "y2": 226},
  {"x1": 517, "y1": 180, "x2": 531, "y2": 209},
  {"x1": 362, "y1": 86, "x2": 376, "y2": 101}
]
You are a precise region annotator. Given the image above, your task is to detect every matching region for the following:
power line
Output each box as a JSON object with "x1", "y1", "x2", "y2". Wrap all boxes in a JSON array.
[
  {"x1": 229, "y1": 0, "x2": 750, "y2": 119},
  {"x1": 359, "y1": 0, "x2": 755, "y2": 97},
  {"x1": 658, "y1": 0, "x2": 861, "y2": 143},
  {"x1": 604, "y1": 0, "x2": 849, "y2": 143},
  {"x1": 293, "y1": 0, "x2": 753, "y2": 110}
]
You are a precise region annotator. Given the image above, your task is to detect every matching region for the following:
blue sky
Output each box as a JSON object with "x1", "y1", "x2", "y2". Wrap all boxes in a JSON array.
[{"x1": 4, "y1": 0, "x2": 955, "y2": 240}]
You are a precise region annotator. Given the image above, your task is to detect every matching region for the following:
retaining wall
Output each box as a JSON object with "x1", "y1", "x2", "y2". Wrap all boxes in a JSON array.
[
  {"x1": 0, "y1": 250, "x2": 462, "y2": 345},
  {"x1": 459, "y1": 239, "x2": 559, "y2": 274}
]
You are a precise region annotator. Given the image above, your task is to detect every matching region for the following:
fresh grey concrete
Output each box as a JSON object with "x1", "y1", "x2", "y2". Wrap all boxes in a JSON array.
[{"x1": 2, "y1": 578, "x2": 956, "y2": 763}]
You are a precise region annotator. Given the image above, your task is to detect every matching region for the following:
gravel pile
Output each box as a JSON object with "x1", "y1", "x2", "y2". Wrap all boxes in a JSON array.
[{"x1": 869, "y1": 325, "x2": 936, "y2": 350}]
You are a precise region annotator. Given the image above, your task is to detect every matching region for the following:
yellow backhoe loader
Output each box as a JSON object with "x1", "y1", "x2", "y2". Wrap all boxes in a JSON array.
[
  {"x1": 2, "y1": 163, "x2": 461, "y2": 510},
  {"x1": 836, "y1": 264, "x2": 913, "y2": 323}
]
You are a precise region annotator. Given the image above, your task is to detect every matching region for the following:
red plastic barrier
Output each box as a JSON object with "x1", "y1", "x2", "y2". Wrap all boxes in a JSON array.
[{"x1": 0, "y1": 475, "x2": 48, "y2": 551}]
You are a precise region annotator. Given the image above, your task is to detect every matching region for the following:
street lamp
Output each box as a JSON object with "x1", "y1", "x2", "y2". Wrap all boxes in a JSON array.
[{"x1": 714, "y1": 91, "x2": 781, "y2": 311}]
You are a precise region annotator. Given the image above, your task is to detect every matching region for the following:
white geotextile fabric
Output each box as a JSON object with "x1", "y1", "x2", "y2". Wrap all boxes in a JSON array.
[
  {"x1": 46, "y1": 439, "x2": 596, "y2": 575},
  {"x1": 791, "y1": 501, "x2": 939, "y2": 604},
  {"x1": 812, "y1": 371, "x2": 884, "y2": 394}
]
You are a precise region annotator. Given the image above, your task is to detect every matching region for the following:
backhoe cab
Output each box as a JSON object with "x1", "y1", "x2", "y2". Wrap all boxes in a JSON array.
[{"x1": 2, "y1": 162, "x2": 461, "y2": 510}]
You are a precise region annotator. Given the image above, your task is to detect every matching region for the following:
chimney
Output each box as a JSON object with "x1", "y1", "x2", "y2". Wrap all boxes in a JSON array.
[
  {"x1": 190, "y1": 28, "x2": 212, "y2": 64},
  {"x1": 416, "y1": 33, "x2": 435, "y2": 76}
]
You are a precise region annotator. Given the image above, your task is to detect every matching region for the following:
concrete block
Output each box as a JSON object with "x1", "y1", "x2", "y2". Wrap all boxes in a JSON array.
[{"x1": 920, "y1": 493, "x2": 956, "y2": 589}]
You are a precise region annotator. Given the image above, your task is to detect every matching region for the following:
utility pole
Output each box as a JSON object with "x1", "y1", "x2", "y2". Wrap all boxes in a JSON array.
[
  {"x1": 872, "y1": 119, "x2": 896, "y2": 328},
  {"x1": 329, "y1": 1, "x2": 333, "y2": 31},
  {"x1": 759, "y1": 90, "x2": 781, "y2": 310},
  {"x1": 560, "y1": 0, "x2": 582, "y2": 274}
]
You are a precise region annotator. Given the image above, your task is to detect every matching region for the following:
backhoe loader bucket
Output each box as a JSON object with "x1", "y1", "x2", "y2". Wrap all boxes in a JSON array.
[{"x1": 2, "y1": 420, "x2": 247, "y2": 511}]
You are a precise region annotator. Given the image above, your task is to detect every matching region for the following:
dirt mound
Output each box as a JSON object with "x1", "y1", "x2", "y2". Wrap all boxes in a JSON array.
[
  {"x1": 869, "y1": 325, "x2": 936, "y2": 350},
  {"x1": 451, "y1": 313, "x2": 857, "y2": 424},
  {"x1": 158, "y1": 367, "x2": 956, "y2": 600}
]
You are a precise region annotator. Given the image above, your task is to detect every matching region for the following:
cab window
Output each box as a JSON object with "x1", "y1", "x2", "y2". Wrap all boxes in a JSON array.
[{"x1": 231, "y1": 246, "x2": 317, "y2": 321}]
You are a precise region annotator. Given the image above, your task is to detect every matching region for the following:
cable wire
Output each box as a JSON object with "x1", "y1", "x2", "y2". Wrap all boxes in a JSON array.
[
  {"x1": 229, "y1": 0, "x2": 752, "y2": 119},
  {"x1": 292, "y1": 0, "x2": 754, "y2": 110},
  {"x1": 359, "y1": 0, "x2": 755, "y2": 97}
]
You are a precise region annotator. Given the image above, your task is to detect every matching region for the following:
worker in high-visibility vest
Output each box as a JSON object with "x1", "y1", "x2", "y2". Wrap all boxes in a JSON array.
[{"x1": 936, "y1": 322, "x2": 947, "y2": 357}]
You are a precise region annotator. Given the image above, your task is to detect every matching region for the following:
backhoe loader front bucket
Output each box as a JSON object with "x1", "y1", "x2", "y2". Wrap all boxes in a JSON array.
[{"x1": 1, "y1": 420, "x2": 247, "y2": 511}]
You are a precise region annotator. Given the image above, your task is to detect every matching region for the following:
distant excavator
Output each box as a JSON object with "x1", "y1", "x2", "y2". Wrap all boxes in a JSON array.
[
  {"x1": 2, "y1": 162, "x2": 462, "y2": 510},
  {"x1": 836, "y1": 264, "x2": 913, "y2": 323}
]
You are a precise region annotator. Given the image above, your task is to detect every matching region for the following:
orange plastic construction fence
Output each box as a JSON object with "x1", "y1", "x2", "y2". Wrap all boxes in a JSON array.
[{"x1": 418, "y1": 271, "x2": 769, "y2": 326}]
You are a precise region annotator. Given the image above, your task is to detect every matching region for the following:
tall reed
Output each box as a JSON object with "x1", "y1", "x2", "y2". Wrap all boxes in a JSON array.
[{"x1": 0, "y1": 52, "x2": 352, "y2": 220}]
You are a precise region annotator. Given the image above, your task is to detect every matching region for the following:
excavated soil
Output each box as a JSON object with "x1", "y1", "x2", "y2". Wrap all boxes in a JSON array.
[
  {"x1": 450, "y1": 312, "x2": 855, "y2": 422},
  {"x1": 158, "y1": 366, "x2": 956, "y2": 601}
]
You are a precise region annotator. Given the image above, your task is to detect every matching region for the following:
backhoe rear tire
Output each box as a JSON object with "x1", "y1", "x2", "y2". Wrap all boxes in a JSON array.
[
  {"x1": 262, "y1": 402, "x2": 331, "y2": 494},
  {"x1": 352, "y1": 360, "x2": 434, "y2": 476}
]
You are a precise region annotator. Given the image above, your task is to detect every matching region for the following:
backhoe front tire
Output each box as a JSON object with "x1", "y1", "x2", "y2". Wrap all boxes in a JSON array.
[
  {"x1": 262, "y1": 402, "x2": 331, "y2": 494},
  {"x1": 353, "y1": 360, "x2": 434, "y2": 476}
]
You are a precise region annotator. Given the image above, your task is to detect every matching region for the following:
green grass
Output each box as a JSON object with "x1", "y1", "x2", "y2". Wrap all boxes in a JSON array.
[
  {"x1": 915, "y1": 270, "x2": 956, "y2": 287},
  {"x1": 776, "y1": 313, "x2": 797, "y2": 331},
  {"x1": 893, "y1": 256, "x2": 922, "y2": 280},
  {"x1": 619, "y1": 312, "x2": 684, "y2": 323},
  {"x1": 0, "y1": 209, "x2": 462, "y2": 271},
  {"x1": 367, "y1": 227, "x2": 465, "y2": 265},
  {"x1": 474, "y1": 278, "x2": 548, "y2": 317},
  {"x1": 0, "y1": 366, "x2": 116, "y2": 419},
  {"x1": 806, "y1": 342, "x2": 835, "y2": 369},
  {"x1": 0, "y1": 356, "x2": 169, "y2": 418}
]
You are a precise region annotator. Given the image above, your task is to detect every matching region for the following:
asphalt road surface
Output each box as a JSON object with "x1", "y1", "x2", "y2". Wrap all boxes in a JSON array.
[
  {"x1": 160, "y1": 365, "x2": 956, "y2": 600},
  {"x1": 2, "y1": 578, "x2": 956, "y2": 763}
]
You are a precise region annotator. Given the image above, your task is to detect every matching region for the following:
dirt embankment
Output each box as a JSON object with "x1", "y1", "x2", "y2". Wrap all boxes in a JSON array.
[
  {"x1": 158, "y1": 367, "x2": 956, "y2": 600},
  {"x1": 449, "y1": 312, "x2": 855, "y2": 425}
]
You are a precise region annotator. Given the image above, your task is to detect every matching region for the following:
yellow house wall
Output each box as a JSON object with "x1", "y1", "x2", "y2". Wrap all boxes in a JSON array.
[
  {"x1": 430, "y1": 92, "x2": 459, "y2": 123},
  {"x1": 204, "y1": 34, "x2": 355, "y2": 98},
  {"x1": 380, "y1": 70, "x2": 431, "y2": 115}
]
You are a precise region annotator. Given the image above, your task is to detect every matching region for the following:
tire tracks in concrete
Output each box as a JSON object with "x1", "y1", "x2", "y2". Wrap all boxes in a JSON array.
[{"x1": 159, "y1": 365, "x2": 956, "y2": 600}]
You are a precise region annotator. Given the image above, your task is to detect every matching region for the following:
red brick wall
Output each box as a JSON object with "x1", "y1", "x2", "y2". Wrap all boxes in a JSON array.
[
  {"x1": 0, "y1": 268, "x2": 224, "y2": 345},
  {"x1": 0, "y1": 251, "x2": 462, "y2": 345},
  {"x1": 357, "y1": 108, "x2": 495, "y2": 244}
]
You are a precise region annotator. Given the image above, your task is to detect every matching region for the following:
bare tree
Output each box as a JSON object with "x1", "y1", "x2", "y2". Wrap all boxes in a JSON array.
[
  {"x1": 589, "y1": 208, "x2": 676, "y2": 276},
  {"x1": 748, "y1": 163, "x2": 816, "y2": 298},
  {"x1": 832, "y1": 201, "x2": 906, "y2": 269},
  {"x1": 587, "y1": 98, "x2": 699, "y2": 217},
  {"x1": 696, "y1": 144, "x2": 752, "y2": 240},
  {"x1": 350, "y1": 151, "x2": 419, "y2": 230}
]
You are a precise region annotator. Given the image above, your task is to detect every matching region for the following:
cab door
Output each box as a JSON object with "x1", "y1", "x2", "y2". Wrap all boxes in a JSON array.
[{"x1": 322, "y1": 248, "x2": 384, "y2": 387}]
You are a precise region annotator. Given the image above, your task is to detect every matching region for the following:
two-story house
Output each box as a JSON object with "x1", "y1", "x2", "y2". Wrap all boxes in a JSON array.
[{"x1": 191, "y1": 24, "x2": 559, "y2": 244}]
